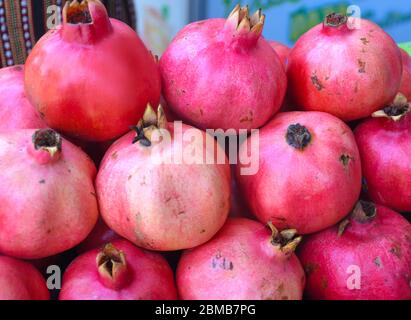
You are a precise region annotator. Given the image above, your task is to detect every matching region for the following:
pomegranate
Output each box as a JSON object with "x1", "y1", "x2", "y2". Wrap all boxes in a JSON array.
[
  {"x1": 288, "y1": 13, "x2": 402, "y2": 121},
  {"x1": 355, "y1": 94, "x2": 411, "y2": 212},
  {"x1": 60, "y1": 240, "x2": 177, "y2": 300},
  {"x1": 0, "y1": 66, "x2": 46, "y2": 130},
  {"x1": 0, "y1": 129, "x2": 99, "y2": 259},
  {"x1": 0, "y1": 255, "x2": 49, "y2": 300},
  {"x1": 299, "y1": 201, "x2": 411, "y2": 300},
  {"x1": 400, "y1": 48, "x2": 411, "y2": 100},
  {"x1": 269, "y1": 40, "x2": 291, "y2": 69},
  {"x1": 237, "y1": 112, "x2": 362, "y2": 235},
  {"x1": 177, "y1": 218, "x2": 305, "y2": 300},
  {"x1": 24, "y1": 0, "x2": 160, "y2": 142},
  {"x1": 97, "y1": 105, "x2": 231, "y2": 251},
  {"x1": 160, "y1": 5, "x2": 286, "y2": 131},
  {"x1": 77, "y1": 218, "x2": 120, "y2": 254}
]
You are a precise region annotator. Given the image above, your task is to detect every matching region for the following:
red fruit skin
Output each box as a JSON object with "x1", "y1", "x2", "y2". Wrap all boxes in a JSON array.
[
  {"x1": 355, "y1": 112, "x2": 411, "y2": 212},
  {"x1": 298, "y1": 205, "x2": 411, "y2": 300},
  {"x1": 0, "y1": 255, "x2": 49, "y2": 300},
  {"x1": 0, "y1": 130, "x2": 99, "y2": 259},
  {"x1": 77, "y1": 218, "x2": 120, "y2": 255},
  {"x1": 160, "y1": 18, "x2": 286, "y2": 131},
  {"x1": 97, "y1": 123, "x2": 231, "y2": 251},
  {"x1": 177, "y1": 218, "x2": 305, "y2": 300},
  {"x1": 0, "y1": 66, "x2": 46, "y2": 130},
  {"x1": 400, "y1": 49, "x2": 411, "y2": 101},
  {"x1": 60, "y1": 240, "x2": 177, "y2": 300},
  {"x1": 24, "y1": 1, "x2": 160, "y2": 142},
  {"x1": 269, "y1": 40, "x2": 291, "y2": 69},
  {"x1": 288, "y1": 17, "x2": 402, "y2": 121},
  {"x1": 237, "y1": 112, "x2": 362, "y2": 235}
]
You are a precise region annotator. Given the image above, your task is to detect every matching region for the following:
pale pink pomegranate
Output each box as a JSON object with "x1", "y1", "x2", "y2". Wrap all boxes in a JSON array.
[
  {"x1": 177, "y1": 218, "x2": 305, "y2": 300},
  {"x1": 0, "y1": 129, "x2": 99, "y2": 259},
  {"x1": 97, "y1": 105, "x2": 231, "y2": 251}
]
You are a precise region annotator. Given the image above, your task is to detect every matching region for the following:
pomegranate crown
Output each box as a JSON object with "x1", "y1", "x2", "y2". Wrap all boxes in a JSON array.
[
  {"x1": 268, "y1": 222, "x2": 303, "y2": 256},
  {"x1": 372, "y1": 93, "x2": 410, "y2": 122},
  {"x1": 132, "y1": 104, "x2": 167, "y2": 147},
  {"x1": 96, "y1": 243, "x2": 129, "y2": 290},
  {"x1": 227, "y1": 4, "x2": 265, "y2": 36},
  {"x1": 32, "y1": 129, "x2": 62, "y2": 158},
  {"x1": 338, "y1": 201, "x2": 377, "y2": 236}
]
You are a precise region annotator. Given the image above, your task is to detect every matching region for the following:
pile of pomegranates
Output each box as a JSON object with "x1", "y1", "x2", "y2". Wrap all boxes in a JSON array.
[{"x1": 0, "y1": 1, "x2": 410, "y2": 301}]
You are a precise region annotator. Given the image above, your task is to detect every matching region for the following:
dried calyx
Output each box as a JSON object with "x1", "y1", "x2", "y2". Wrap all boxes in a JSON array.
[
  {"x1": 227, "y1": 4, "x2": 265, "y2": 35},
  {"x1": 338, "y1": 201, "x2": 377, "y2": 236},
  {"x1": 32, "y1": 129, "x2": 62, "y2": 157},
  {"x1": 373, "y1": 93, "x2": 410, "y2": 121},
  {"x1": 286, "y1": 124, "x2": 312, "y2": 150},
  {"x1": 325, "y1": 13, "x2": 348, "y2": 27},
  {"x1": 268, "y1": 222, "x2": 303, "y2": 255},
  {"x1": 64, "y1": 0, "x2": 94, "y2": 24},
  {"x1": 132, "y1": 104, "x2": 167, "y2": 147},
  {"x1": 96, "y1": 243, "x2": 128, "y2": 290}
]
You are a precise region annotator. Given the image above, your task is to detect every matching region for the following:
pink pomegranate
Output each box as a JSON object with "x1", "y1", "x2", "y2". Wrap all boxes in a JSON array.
[
  {"x1": 269, "y1": 40, "x2": 291, "y2": 68},
  {"x1": 160, "y1": 5, "x2": 286, "y2": 131},
  {"x1": 237, "y1": 112, "x2": 362, "y2": 235},
  {"x1": 77, "y1": 218, "x2": 120, "y2": 254},
  {"x1": 299, "y1": 201, "x2": 411, "y2": 300},
  {"x1": 0, "y1": 255, "x2": 49, "y2": 300},
  {"x1": 288, "y1": 13, "x2": 402, "y2": 121},
  {"x1": 96, "y1": 105, "x2": 231, "y2": 251},
  {"x1": 400, "y1": 48, "x2": 411, "y2": 100},
  {"x1": 177, "y1": 218, "x2": 305, "y2": 300},
  {"x1": 0, "y1": 129, "x2": 99, "y2": 259},
  {"x1": 25, "y1": 0, "x2": 160, "y2": 142},
  {"x1": 0, "y1": 65, "x2": 46, "y2": 130},
  {"x1": 355, "y1": 94, "x2": 411, "y2": 212},
  {"x1": 60, "y1": 240, "x2": 177, "y2": 300}
]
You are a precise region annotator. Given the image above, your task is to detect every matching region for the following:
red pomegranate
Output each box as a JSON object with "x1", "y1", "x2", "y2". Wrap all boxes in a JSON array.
[
  {"x1": 0, "y1": 65, "x2": 46, "y2": 130},
  {"x1": 355, "y1": 94, "x2": 411, "y2": 212},
  {"x1": 237, "y1": 112, "x2": 362, "y2": 235},
  {"x1": 77, "y1": 218, "x2": 120, "y2": 254},
  {"x1": 269, "y1": 40, "x2": 291, "y2": 69},
  {"x1": 160, "y1": 5, "x2": 286, "y2": 131},
  {"x1": 24, "y1": 0, "x2": 160, "y2": 142},
  {"x1": 0, "y1": 255, "x2": 49, "y2": 300},
  {"x1": 400, "y1": 48, "x2": 411, "y2": 100},
  {"x1": 96, "y1": 105, "x2": 231, "y2": 251},
  {"x1": 299, "y1": 201, "x2": 411, "y2": 300},
  {"x1": 0, "y1": 129, "x2": 99, "y2": 259},
  {"x1": 288, "y1": 13, "x2": 402, "y2": 121},
  {"x1": 177, "y1": 218, "x2": 305, "y2": 300},
  {"x1": 60, "y1": 240, "x2": 177, "y2": 300}
]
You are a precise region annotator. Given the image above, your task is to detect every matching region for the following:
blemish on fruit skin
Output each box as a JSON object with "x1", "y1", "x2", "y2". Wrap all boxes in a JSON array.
[
  {"x1": 390, "y1": 245, "x2": 402, "y2": 258},
  {"x1": 311, "y1": 75, "x2": 324, "y2": 91},
  {"x1": 358, "y1": 59, "x2": 366, "y2": 73},
  {"x1": 111, "y1": 152, "x2": 118, "y2": 160},
  {"x1": 360, "y1": 37, "x2": 370, "y2": 45},
  {"x1": 340, "y1": 154, "x2": 353, "y2": 167},
  {"x1": 321, "y1": 278, "x2": 329, "y2": 290},
  {"x1": 374, "y1": 257, "x2": 382, "y2": 268},
  {"x1": 39, "y1": 179, "x2": 46, "y2": 184}
]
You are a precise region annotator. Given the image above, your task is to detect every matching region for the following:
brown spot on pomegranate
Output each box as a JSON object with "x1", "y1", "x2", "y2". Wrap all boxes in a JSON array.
[
  {"x1": 340, "y1": 154, "x2": 353, "y2": 167},
  {"x1": 111, "y1": 152, "x2": 118, "y2": 160},
  {"x1": 360, "y1": 37, "x2": 370, "y2": 45},
  {"x1": 374, "y1": 257, "x2": 382, "y2": 268},
  {"x1": 358, "y1": 59, "x2": 366, "y2": 73},
  {"x1": 39, "y1": 179, "x2": 46, "y2": 184},
  {"x1": 311, "y1": 75, "x2": 324, "y2": 91},
  {"x1": 321, "y1": 278, "x2": 329, "y2": 290},
  {"x1": 390, "y1": 245, "x2": 402, "y2": 258}
]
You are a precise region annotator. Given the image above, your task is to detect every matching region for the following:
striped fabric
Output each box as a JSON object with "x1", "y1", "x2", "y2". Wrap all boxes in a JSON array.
[{"x1": 0, "y1": 0, "x2": 136, "y2": 67}]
